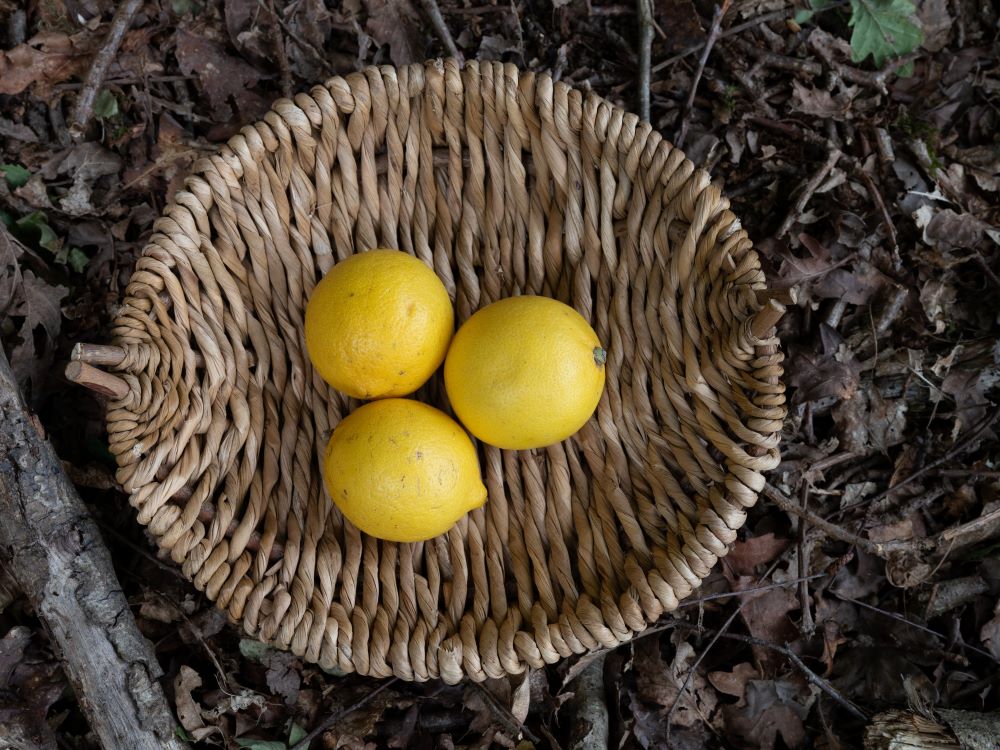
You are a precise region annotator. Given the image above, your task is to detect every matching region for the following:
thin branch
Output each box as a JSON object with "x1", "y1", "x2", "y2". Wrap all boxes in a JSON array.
[
  {"x1": 678, "y1": 573, "x2": 828, "y2": 608},
  {"x1": 857, "y1": 167, "x2": 901, "y2": 266},
  {"x1": 673, "y1": 622, "x2": 869, "y2": 721},
  {"x1": 862, "y1": 404, "x2": 1000, "y2": 508},
  {"x1": 776, "y1": 148, "x2": 843, "y2": 238},
  {"x1": 667, "y1": 604, "x2": 742, "y2": 730},
  {"x1": 798, "y1": 486, "x2": 815, "y2": 636},
  {"x1": 472, "y1": 681, "x2": 541, "y2": 744},
  {"x1": 674, "y1": 0, "x2": 731, "y2": 149},
  {"x1": 265, "y1": 0, "x2": 294, "y2": 99},
  {"x1": 290, "y1": 678, "x2": 399, "y2": 750},
  {"x1": 650, "y1": 0, "x2": 849, "y2": 74},
  {"x1": 418, "y1": 0, "x2": 463, "y2": 61},
  {"x1": 636, "y1": 0, "x2": 654, "y2": 121},
  {"x1": 69, "y1": 0, "x2": 144, "y2": 139},
  {"x1": 831, "y1": 591, "x2": 1000, "y2": 665},
  {"x1": 764, "y1": 484, "x2": 911, "y2": 558}
]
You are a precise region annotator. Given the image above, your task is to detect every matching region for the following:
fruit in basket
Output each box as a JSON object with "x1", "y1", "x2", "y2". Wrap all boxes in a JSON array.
[
  {"x1": 323, "y1": 398, "x2": 487, "y2": 542},
  {"x1": 305, "y1": 249, "x2": 454, "y2": 399},
  {"x1": 444, "y1": 295, "x2": 606, "y2": 450}
]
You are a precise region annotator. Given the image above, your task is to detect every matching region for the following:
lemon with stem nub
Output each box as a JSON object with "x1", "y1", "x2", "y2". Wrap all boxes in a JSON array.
[{"x1": 444, "y1": 295, "x2": 606, "y2": 450}]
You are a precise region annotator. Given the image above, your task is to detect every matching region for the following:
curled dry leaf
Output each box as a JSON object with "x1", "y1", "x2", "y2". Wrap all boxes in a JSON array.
[
  {"x1": 790, "y1": 80, "x2": 859, "y2": 120},
  {"x1": 632, "y1": 637, "x2": 719, "y2": 729},
  {"x1": 723, "y1": 533, "x2": 790, "y2": 577},
  {"x1": 174, "y1": 29, "x2": 269, "y2": 124},
  {"x1": 6, "y1": 266, "x2": 68, "y2": 396},
  {"x1": 173, "y1": 665, "x2": 223, "y2": 743},
  {"x1": 710, "y1": 664, "x2": 810, "y2": 749},
  {"x1": 0, "y1": 31, "x2": 98, "y2": 96},
  {"x1": 364, "y1": 0, "x2": 425, "y2": 65},
  {"x1": 981, "y1": 601, "x2": 1000, "y2": 660}
]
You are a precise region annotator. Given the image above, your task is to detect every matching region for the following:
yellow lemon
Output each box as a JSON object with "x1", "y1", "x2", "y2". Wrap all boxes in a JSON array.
[
  {"x1": 323, "y1": 399, "x2": 487, "y2": 542},
  {"x1": 444, "y1": 295, "x2": 606, "y2": 450},
  {"x1": 305, "y1": 249, "x2": 454, "y2": 399}
]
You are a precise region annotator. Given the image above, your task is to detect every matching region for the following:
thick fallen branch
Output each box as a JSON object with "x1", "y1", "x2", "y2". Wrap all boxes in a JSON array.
[{"x1": 0, "y1": 348, "x2": 185, "y2": 750}]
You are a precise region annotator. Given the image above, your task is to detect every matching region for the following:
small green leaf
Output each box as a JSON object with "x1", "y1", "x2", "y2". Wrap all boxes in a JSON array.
[
  {"x1": 239, "y1": 638, "x2": 273, "y2": 663},
  {"x1": 235, "y1": 739, "x2": 286, "y2": 750},
  {"x1": 0, "y1": 209, "x2": 12, "y2": 228},
  {"x1": 1, "y1": 163, "x2": 30, "y2": 188},
  {"x1": 288, "y1": 724, "x2": 307, "y2": 746},
  {"x1": 795, "y1": 0, "x2": 836, "y2": 24},
  {"x1": 15, "y1": 211, "x2": 60, "y2": 253},
  {"x1": 176, "y1": 727, "x2": 194, "y2": 742},
  {"x1": 849, "y1": 0, "x2": 923, "y2": 68},
  {"x1": 172, "y1": 0, "x2": 202, "y2": 14},
  {"x1": 67, "y1": 247, "x2": 89, "y2": 273},
  {"x1": 93, "y1": 89, "x2": 119, "y2": 120}
]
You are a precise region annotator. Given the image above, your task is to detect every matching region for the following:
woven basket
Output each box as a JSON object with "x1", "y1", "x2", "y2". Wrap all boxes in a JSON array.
[{"x1": 79, "y1": 59, "x2": 786, "y2": 683}]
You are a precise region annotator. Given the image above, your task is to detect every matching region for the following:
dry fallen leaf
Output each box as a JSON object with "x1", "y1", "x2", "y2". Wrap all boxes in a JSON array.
[
  {"x1": 174, "y1": 29, "x2": 269, "y2": 123},
  {"x1": 790, "y1": 80, "x2": 858, "y2": 120},
  {"x1": 633, "y1": 637, "x2": 719, "y2": 729},
  {"x1": 0, "y1": 31, "x2": 98, "y2": 95},
  {"x1": 8, "y1": 269, "x2": 69, "y2": 396},
  {"x1": 787, "y1": 345, "x2": 861, "y2": 403},
  {"x1": 364, "y1": 0, "x2": 425, "y2": 65},
  {"x1": 173, "y1": 665, "x2": 223, "y2": 743},
  {"x1": 980, "y1": 600, "x2": 1000, "y2": 660},
  {"x1": 708, "y1": 662, "x2": 759, "y2": 698},
  {"x1": 723, "y1": 533, "x2": 790, "y2": 577}
]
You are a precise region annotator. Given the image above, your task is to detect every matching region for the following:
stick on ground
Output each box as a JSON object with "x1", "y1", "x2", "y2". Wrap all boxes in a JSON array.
[
  {"x1": 418, "y1": 0, "x2": 463, "y2": 62},
  {"x1": 69, "y1": 0, "x2": 144, "y2": 139},
  {"x1": 0, "y1": 348, "x2": 186, "y2": 750},
  {"x1": 776, "y1": 147, "x2": 842, "y2": 238},
  {"x1": 637, "y1": 0, "x2": 654, "y2": 122},
  {"x1": 675, "y1": 0, "x2": 731, "y2": 149}
]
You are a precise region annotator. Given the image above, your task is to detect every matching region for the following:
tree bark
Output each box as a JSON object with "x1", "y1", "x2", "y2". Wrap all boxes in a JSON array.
[{"x1": 0, "y1": 348, "x2": 186, "y2": 750}]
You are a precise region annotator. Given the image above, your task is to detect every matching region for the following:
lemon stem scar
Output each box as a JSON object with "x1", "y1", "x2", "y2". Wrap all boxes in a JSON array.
[{"x1": 593, "y1": 347, "x2": 607, "y2": 367}]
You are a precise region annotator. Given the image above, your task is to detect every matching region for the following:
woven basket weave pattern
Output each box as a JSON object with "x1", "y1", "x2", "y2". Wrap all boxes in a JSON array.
[{"x1": 107, "y1": 59, "x2": 785, "y2": 684}]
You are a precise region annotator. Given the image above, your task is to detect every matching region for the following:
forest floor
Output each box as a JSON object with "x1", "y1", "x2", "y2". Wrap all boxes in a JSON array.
[{"x1": 2, "y1": 0, "x2": 1000, "y2": 748}]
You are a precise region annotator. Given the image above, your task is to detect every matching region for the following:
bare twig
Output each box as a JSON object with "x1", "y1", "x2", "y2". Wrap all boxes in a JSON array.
[
  {"x1": 651, "y1": 5, "x2": 836, "y2": 74},
  {"x1": 69, "y1": 0, "x2": 144, "y2": 139},
  {"x1": 857, "y1": 167, "x2": 900, "y2": 266},
  {"x1": 776, "y1": 148, "x2": 842, "y2": 238},
  {"x1": 940, "y1": 506, "x2": 1000, "y2": 545},
  {"x1": 667, "y1": 604, "x2": 742, "y2": 731},
  {"x1": 675, "y1": 0, "x2": 731, "y2": 149},
  {"x1": 418, "y1": 0, "x2": 463, "y2": 61},
  {"x1": 0, "y1": 349, "x2": 185, "y2": 750},
  {"x1": 798, "y1": 486, "x2": 815, "y2": 636},
  {"x1": 679, "y1": 573, "x2": 828, "y2": 608},
  {"x1": 764, "y1": 484, "x2": 908, "y2": 558},
  {"x1": 673, "y1": 622, "x2": 868, "y2": 720},
  {"x1": 862, "y1": 404, "x2": 1000, "y2": 508},
  {"x1": 636, "y1": 0, "x2": 654, "y2": 121},
  {"x1": 831, "y1": 591, "x2": 1000, "y2": 665},
  {"x1": 291, "y1": 678, "x2": 399, "y2": 750},
  {"x1": 730, "y1": 37, "x2": 823, "y2": 75},
  {"x1": 472, "y1": 681, "x2": 541, "y2": 744},
  {"x1": 265, "y1": 0, "x2": 294, "y2": 99}
]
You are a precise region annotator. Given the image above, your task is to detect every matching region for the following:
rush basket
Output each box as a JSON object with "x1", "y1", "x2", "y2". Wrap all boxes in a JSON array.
[{"x1": 70, "y1": 59, "x2": 786, "y2": 684}]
